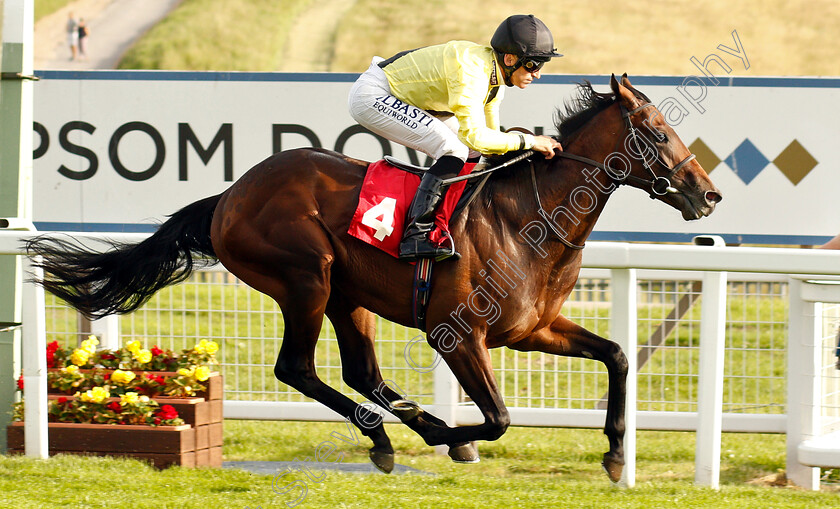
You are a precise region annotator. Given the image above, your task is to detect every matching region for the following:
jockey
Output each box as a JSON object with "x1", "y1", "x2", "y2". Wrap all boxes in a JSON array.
[{"x1": 348, "y1": 14, "x2": 564, "y2": 262}]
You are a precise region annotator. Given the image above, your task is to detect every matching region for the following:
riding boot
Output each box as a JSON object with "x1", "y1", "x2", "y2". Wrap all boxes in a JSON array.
[{"x1": 399, "y1": 157, "x2": 463, "y2": 261}]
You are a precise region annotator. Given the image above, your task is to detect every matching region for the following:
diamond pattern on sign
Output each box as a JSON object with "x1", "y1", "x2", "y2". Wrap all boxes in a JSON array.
[
  {"x1": 773, "y1": 139, "x2": 818, "y2": 185},
  {"x1": 724, "y1": 139, "x2": 769, "y2": 185},
  {"x1": 688, "y1": 138, "x2": 721, "y2": 174}
]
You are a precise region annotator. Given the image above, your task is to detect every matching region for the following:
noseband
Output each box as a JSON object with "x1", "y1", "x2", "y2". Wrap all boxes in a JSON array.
[{"x1": 619, "y1": 103, "x2": 696, "y2": 197}]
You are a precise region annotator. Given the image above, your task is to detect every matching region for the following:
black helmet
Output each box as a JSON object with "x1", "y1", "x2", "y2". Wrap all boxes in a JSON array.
[{"x1": 491, "y1": 15, "x2": 562, "y2": 59}]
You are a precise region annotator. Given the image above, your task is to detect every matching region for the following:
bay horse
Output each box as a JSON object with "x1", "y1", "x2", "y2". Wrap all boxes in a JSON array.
[{"x1": 28, "y1": 75, "x2": 721, "y2": 482}]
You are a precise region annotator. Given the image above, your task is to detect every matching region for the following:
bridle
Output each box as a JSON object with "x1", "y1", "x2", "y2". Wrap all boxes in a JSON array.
[
  {"x1": 525, "y1": 100, "x2": 697, "y2": 250},
  {"x1": 554, "y1": 102, "x2": 697, "y2": 198},
  {"x1": 440, "y1": 98, "x2": 699, "y2": 251},
  {"x1": 619, "y1": 102, "x2": 696, "y2": 197}
]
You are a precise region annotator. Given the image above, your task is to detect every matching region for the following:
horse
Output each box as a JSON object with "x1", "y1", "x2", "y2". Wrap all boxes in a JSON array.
[{"x1": 28, "y1": 74, "x2": 722, "y2": 482}]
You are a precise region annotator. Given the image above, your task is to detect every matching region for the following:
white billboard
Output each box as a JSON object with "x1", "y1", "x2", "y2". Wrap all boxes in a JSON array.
[{"x1": 31, "y1": 70, "x2": 840, "y2": 245}]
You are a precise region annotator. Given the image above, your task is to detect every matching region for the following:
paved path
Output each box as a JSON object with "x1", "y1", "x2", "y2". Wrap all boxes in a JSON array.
[
  {"x1": 34, "y1": 0, "x2": 182, "y2": 70},
  {"x1": 223, "y1": 460, "x2": 432, "y2": 476}
]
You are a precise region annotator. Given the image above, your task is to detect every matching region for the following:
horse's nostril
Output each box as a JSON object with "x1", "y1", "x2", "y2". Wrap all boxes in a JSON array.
[{"x1": 706, "y1": 191, "x2": 722, "y2": 204}]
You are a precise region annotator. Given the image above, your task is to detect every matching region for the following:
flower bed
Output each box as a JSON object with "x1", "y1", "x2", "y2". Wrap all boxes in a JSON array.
[
  {"x1": 11, "y1": 337, "x2": 225, "y2": 468},
  {"x1": 44, "y1": 337, "x2": 221, "y2": 398}
]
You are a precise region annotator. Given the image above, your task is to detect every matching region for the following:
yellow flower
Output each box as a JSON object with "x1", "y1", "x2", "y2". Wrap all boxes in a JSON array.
[
  {"x1": 134, "y1": 349, "x2": 152, "y2": 364},
  {"x1": 203, "y1": 340, "x2": 219, "y2": 355},
  {"x1": 194, "y1": 366, "x2": 211, "y2": 382},
  {"x1": 80, "y1": 336, "x2": 99, "y2": 355},
  {"x1": 177, "y1": 367, "x2": 194, "y2": 377},
  {"x1": 70, "y1": 349, "x2": 90, "y2": 366},
  {"x1": 120, "y1": 392, "x2": 139, "y2": 405},
  {"x1": 111, "y1": 369, "x2": 136, "y2": 385},
  {"x1": 63, "y1": 365, "x2": 79, "y2": 375},
  {"x1": 80, "y1": 387, "x2": 109, "y2": 403},
  {"x1": 126, "y1": 340, "x2": 142, "y2": 354},
  {"x1": 193, "y1": 341, "x2": 206, "y2": 355}
]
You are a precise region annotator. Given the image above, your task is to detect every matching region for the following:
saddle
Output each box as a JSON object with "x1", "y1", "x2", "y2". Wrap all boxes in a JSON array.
[{"x1": 347, "y1": 157, "x2": 485, "y2": 330}]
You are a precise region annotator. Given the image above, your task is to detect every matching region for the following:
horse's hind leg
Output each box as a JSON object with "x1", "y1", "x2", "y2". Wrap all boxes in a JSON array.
[
  {"x1": 326, "y1": 294, "x2": 478, "y2": 463},
  {"x1": 217, "y1": 235, "x2": 394, "y2": 472},
  {"x1": 509, "y1": 315, "x2": 628, "y2": 482}
]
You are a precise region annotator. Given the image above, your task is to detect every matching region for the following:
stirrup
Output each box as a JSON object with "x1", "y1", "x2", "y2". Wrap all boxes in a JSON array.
[{"x1": 435, "y1": 230, "x2": 459, "y2": 261}]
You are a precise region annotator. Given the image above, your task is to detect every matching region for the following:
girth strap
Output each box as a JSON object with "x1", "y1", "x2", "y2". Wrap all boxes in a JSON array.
[{"x1": 412, "y1": 258, "x2": 435, "y2": 331}]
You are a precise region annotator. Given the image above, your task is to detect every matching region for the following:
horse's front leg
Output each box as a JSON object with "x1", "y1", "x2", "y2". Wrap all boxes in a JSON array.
[
  {"x1": 509, "y1": 314, "x2": 628, "y2": 482},
  {"x1": 415, "y1": 335, "x2": 511, "y2": 447}
]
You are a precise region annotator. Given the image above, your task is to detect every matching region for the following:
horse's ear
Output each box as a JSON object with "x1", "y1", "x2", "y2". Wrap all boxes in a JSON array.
[
  {"x1": 610, "y1": 74, "x2": 620, "y2": 95},
  {"x1": 612, "y1": 73, "x2": 639, "y2": 109},
  {"x1": 621, "y1": 73, "x2": 633, "y2": 88}
]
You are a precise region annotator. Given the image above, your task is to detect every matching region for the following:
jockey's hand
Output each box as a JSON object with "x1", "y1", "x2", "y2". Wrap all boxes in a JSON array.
[{"x1": 532, "y1": 136, "x2": 563, "y2": 159}]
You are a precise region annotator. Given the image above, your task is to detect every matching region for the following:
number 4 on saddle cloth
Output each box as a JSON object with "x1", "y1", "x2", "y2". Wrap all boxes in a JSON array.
[
  {"x1": 347, "y1": 158, "x2": 478, "y2": 331},
  {"x1": 348, "y1": 158, "x2": 477, "y2": 258}
]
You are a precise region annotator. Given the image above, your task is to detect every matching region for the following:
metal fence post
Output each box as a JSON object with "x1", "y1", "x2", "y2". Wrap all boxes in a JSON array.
[
  {"x1": 611, "y1": 268, "x2": 637, "y2": 488},
  {"x1": 695, "y1": 268, "x2": 728, "y2": 488},
  {"x1": 91, "y1": 315, "x2": 121, "y2": 350},
  {"x1": 21, "y1": 254, "x2": 47, "y2": 458},
  {"x1": 433, "y1": 358, "x2": 459, "y2": 455},
  {"x1": 786, "y1": 278, "x2": 821, "y2": 490}
]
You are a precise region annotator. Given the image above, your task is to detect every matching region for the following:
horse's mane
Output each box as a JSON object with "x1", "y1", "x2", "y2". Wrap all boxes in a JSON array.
[
  {"x1": 474, "y1": 80, "x2": 650, "y2": 210},
  {"x1": 554, "y1": 81, "x2": 617, "y2": 142},
  {"x1": 484, "y1": 80, "x2": 651, "y2": 169}
]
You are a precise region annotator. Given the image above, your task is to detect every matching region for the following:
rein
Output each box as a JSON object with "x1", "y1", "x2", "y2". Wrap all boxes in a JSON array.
[
  {"x1": 438, "y1": 100, "x2": 697, "y2": 250},
  {"x1": 441, "y1": 102, "x2": 696, "y2": 197}
]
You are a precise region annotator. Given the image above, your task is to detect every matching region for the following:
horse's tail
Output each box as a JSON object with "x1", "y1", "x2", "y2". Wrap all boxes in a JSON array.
[{"x1": 27, "y1": 194, "x2": 222, "y2": 319}]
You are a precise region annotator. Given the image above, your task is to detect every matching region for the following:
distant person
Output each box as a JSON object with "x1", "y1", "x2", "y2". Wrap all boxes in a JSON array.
[
  {"x1": 348, "y1": 14, "x2": 563, "y2": 261},
  {"x1": 78, "y1": 18, "x2": 90, "y2": 60},
  {"x1": 66, "y1": 12, "x2": 79, "y2": 60}
]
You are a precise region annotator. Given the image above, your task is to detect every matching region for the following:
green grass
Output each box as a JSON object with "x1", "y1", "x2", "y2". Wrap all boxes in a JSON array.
[
  {"x1": 117, "y1": 0, "x2": 314, "y2": 70},
  {"x1": 114, "y1": 0, "x2": 840, "y2": 75},
  {"x1": 2, "y1": 421, "x2": 838, "y2": 508},
  {"x1": 331, "y1": 0, "x2": 840, "y2": 76},
  {"x1": 34, "y1": 0, "x2": 74, "y2": 22}
]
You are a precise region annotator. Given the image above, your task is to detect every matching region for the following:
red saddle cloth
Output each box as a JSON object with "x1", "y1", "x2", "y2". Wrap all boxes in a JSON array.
[{"x1": 348, "y1": 160, "x2": 476, "y2": 258}]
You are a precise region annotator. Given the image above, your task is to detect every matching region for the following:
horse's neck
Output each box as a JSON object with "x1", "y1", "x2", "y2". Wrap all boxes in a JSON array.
[{"x1": 480, "y1": 105, "x2": 622, "y2": 252}]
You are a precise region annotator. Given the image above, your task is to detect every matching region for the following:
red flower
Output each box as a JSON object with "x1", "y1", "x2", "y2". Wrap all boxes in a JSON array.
[
  {"x1": 155, "y1": 375, "x2": 166, "y2": 386},
  {"x1": 99, "y1": 353, "x2": 116, "y2": 360},
  {"x1": 57, "y1": 397, "x2": 68, "y2": 404},
  {"x1": 153, "y1": 417, "x2": 162, "y2": 425},
  {"x1": 107, "y1": 401, "x2": 121, "y2": 412},
  {"x1": 46, "y1": 341, "x2": 59, "y2": 368},
  {"x1": 104, "y1": 373, "x2": 111, "y2": 380},
  {"x1": 157, "y1": 404, "x2": 179, "y2": 420},
  {"x1": 151, "y1": 346, "x2": 163, "y2": 357},
  {"x1": 145, "y1": 372, "x2": 155, "y2": 380},
  {"x1": 16, "y1": 374, "x2": 23, "y2": 391}
]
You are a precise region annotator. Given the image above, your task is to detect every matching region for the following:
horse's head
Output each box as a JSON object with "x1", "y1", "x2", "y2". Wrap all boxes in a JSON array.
[{"x1": 610, "y1": 74, "x2": 722, "y2": 220}]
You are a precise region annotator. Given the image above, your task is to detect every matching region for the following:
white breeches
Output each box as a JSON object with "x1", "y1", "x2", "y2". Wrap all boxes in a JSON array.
[{"x1": 348, "y1": 58, "x2": 470, "y2": 162}]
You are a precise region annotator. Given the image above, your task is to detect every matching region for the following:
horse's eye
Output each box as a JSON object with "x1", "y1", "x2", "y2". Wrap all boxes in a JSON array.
[{"x1": 657, "y1": 131, "x2": 669, "y2": 144}]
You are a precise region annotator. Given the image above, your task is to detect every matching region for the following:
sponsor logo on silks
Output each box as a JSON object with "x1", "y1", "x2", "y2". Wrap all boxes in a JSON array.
[{"x1": 373, "y1": 95, "x2": 435, "y2": 130}]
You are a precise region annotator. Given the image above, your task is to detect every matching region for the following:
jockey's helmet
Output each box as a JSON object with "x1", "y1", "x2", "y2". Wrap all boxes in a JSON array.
[{"x1": 491, "y1": 15, "x2": 562, "y2": 85}]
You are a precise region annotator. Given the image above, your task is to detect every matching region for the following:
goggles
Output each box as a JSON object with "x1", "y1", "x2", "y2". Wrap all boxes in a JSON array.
[{"x1": 518, "y1": 57, "x2": 549, "y2": 73}]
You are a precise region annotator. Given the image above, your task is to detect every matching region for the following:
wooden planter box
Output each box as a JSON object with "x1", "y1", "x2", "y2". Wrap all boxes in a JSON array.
[
  {"x1": 46, "y1": 395, "x2": 223, "y2": 428},
  {"x1": 6, "y1": 422, "x2": 212, "y2": 469},
  {"x1": 21, "y1": 374, "x2": 226, "y2": 469}
]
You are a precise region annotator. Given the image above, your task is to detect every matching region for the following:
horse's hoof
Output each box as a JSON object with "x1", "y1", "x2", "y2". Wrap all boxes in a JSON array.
[
  {"x1": 390, "y1": 399, "x2": 423, "y2": 421},
  {"x1": 369, "y1": 449, "x2": 395, "y2": 474},
  {"x1": 448, "y1": 442, "x2": 479, "y2": 464},
  {"x1": 602, "y1": 453, "x2": 624, "y2": 483}
]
